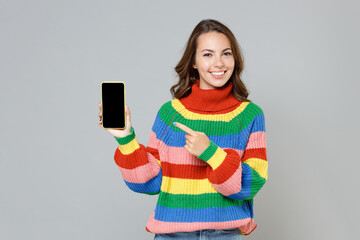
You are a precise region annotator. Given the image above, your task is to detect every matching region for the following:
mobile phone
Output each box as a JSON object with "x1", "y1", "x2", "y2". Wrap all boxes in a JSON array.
[{"x1": 101, "y1": 81, "x2": 126, "y2": 129}]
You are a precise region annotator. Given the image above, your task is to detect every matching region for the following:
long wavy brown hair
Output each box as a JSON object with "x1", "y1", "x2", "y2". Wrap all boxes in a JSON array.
[{"x1": 170, "y1": 19, "x2": 251, "y2": 102}]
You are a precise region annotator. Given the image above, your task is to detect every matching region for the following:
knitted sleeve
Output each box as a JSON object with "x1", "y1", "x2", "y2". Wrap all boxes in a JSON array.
[
  {"x1": 113, "y1": 114, "x2": 163, "y2": 195},
  {"x1": 198, "y1": 110, "x2": 268, "y2": 200}
]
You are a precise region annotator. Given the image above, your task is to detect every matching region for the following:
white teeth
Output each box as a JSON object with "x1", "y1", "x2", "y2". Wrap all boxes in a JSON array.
[{"x1": 211, "y1": 71, "x2": 225, "y2": 75}]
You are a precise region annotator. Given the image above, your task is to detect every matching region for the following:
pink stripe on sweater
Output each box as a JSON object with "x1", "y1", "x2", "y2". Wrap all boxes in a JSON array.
[
  {"x1": 118, "y1": 152, "x2": 160, "y2": 184},
  {"x1": 145, "y1": 212, "x2": 257, "y2": 235},
  {"x1": 234, "y1": 149, "x2": 244, "y2": 159},
  {"x1": 158, "y1": 141, "x2": 245, "y2": 166},
  {"x1": 246, "y1": 132, "x2": 266, "y2": 149},
  {"x1": 159, "y1": 142, "x2": 208, "y2": 166},
  {"x1": 212, "y1": 162, "x2": 242, "y2": 196},
  {"x1": 147, "y1": 130, "x2": 160, "y2": 149}
]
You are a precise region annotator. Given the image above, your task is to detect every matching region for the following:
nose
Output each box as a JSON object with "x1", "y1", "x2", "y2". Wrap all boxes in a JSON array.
[{"x1": 213, "y1": 55, "x2": 225, "y2": 68}]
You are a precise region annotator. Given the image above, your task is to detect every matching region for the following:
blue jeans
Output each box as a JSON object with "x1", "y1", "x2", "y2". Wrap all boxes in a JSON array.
[{"x1": 154, "y1": 228, "x2": 243, "y2": 240}]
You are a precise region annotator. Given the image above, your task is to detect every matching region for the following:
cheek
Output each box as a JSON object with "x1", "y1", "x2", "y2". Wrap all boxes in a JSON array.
[
  {"x1": 226, "y1": 59, "x2": 235, "y2": 70},
  {"x1": 225, "y1": 57, "x2": 235, "y2": 66},
  {"x1": 197, "y1": 61, "x2": 211, "y2": 72},
  {"x1": 195, "y1": 55, "x2": 210, "y2": 67}
]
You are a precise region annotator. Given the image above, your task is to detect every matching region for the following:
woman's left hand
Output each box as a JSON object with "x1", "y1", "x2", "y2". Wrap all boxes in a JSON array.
[{"x1": 173, "y1": 122, "x2": 210, "y2": 157}]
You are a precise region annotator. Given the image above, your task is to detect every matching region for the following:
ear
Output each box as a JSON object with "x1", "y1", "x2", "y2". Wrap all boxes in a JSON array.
[{"x1": 193, "y1": 64, "x2": 197, "y2": 69}]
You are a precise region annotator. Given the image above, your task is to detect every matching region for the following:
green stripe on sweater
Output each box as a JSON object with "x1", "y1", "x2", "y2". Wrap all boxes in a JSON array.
[
  {"x1": 197, "y1": 140, "x2": 218, "y2": 161},
  {"x1": 157, "y1": 192, "x2": 251, "y2": 209},
  {"x1": 249, "y1": 167, "x2": 267, "y2": 199},
  {"x1": 158, "y1": 101, "x2": 262, "y2": 135},
  {"x1": 114, "y1": 127, "x2": 135, "y2": 145}
]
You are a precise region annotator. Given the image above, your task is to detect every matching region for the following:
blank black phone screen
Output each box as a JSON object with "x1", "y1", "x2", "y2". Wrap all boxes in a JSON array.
[{"x1": 101, "y1": 82, "x2": 125, "y2": 129}]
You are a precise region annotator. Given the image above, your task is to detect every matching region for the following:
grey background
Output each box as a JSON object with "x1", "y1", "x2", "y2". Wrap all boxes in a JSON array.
[{"x1": 1, "y1": 0, "x2": 359, "y2": 239}]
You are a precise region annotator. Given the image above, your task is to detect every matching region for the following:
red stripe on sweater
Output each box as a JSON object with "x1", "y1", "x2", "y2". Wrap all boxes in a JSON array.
[
  {"x1": 114, "y1": 145, "x2": 159, "y2": 170},
  {"x1": 208, "y1": 149, "x2": 241, "y2": 185},
  {"x1": 146, "y1": 146, "x2": 159, "y2": 160},
  {"x1": 184, "y1": 103, "x2": 241, "y2": 114},
  {"x1": 241, "y1": 148, "x2": 267, "y2": 162},
  {"x1": 161, "y1": 162, "x2": 209, "y2": 179}
]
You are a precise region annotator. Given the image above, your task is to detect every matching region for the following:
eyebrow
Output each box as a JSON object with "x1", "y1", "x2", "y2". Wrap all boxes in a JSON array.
[{"x1": 201, "y1": 48, "x2": 232, "y2": 52}]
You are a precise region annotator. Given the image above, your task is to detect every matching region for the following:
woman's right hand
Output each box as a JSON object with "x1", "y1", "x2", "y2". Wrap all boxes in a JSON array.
[{"x1": 98, "y1": 102, "x2": 132, "y2": 138}]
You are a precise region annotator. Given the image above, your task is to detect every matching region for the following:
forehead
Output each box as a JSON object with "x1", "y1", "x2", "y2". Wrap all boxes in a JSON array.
[{"x1": 196, "y1": 32, "x2": 231, "y2": 50}]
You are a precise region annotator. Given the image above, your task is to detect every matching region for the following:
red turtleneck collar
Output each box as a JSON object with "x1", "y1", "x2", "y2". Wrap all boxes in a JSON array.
[{"x1": 179, "y1": 80, "x2": 241, "y2": 113}]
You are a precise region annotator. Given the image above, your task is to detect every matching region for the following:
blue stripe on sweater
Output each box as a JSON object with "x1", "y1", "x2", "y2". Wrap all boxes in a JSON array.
[
  {"x1": 152, "y1": 113, "x2": 255, "y2": 150},
  {"x1": 123, "y1": 170, "x2": 162, "y2": 194},
  {"x1": 228, "y1": 163, "x2": 252, "y2": 200},
  {"x1": 251, "y1": 113, "x2": 265, "y2": 132},
  {"x1": 154, "y1": 201, "x2": 253, "y2": 222}
]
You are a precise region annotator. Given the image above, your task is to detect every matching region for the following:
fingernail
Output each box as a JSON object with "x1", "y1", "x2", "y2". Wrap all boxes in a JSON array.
[{"x1": 173, "y1": 122, "x2": 177, "y2": 126}]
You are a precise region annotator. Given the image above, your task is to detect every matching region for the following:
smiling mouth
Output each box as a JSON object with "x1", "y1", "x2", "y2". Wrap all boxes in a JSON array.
[{"x1": 210, "y1": 70, "x2": 227, "y2": 77}]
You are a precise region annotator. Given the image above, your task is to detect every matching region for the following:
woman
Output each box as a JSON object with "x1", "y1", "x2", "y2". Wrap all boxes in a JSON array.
[{"x1": 98, "y1": 19, "x2": 268, "y2": 240}]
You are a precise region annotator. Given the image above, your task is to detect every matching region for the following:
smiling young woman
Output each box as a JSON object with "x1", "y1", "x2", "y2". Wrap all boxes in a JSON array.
[
  {"x1": 193, "y1": 31, "x2": 235, "y2": 90},
  {"x1": 99, "y1": 19, "x2": 268, "y2": 240},
  {"x1": 171, "y1": 19, "x2": 251, "y2": 103}
]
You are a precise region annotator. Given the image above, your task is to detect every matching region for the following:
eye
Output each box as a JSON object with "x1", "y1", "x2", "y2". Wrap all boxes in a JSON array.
[
  {"x1": 203, "y1": 53, "x2": 212, "y2": 57},
  {"x1": 223, "y1": 52, "x2": 232, "y2": 56}
]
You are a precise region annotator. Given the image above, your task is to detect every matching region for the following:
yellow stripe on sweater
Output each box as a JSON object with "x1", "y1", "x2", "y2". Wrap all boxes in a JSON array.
[
  {"x1": 171, "y1": 99, "x2": 250, "y2": 121},
  {"x1": 161, "y1": 176, "x2": 218, "y2": 195},
  {"x1": 118, "y1": 137, "x2": 140, "y2": 155},
  {"x1": 243, "y1": 158, "x2": 268, "y2": 180},
  {"x1": 206, "y1": 147, "x2": 227, "y2": 170}
]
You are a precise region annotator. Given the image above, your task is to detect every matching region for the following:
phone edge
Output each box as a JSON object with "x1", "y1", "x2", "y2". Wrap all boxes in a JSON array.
[{"x1": 101, "y1": 81, "x2": 126, "y2": 130}]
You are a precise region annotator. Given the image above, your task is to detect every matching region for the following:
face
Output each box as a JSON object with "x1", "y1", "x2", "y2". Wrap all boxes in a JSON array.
[{"x1": 193, "y1": 31, "x2": 235, "y2": 89}]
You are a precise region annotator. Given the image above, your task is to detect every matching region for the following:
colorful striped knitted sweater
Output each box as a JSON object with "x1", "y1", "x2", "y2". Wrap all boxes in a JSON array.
[{"x1": 113, "y1": 80, "x2": 268, "y2": 236}]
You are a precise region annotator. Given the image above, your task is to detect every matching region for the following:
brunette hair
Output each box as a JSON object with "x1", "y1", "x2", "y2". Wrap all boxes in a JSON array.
[{"x1": 170, "y1": 19, "x2": 251, "y2": 102}]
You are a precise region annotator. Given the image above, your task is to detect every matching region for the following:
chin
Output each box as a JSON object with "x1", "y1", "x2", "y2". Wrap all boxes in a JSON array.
[
  {"x1": 211, "y1": 79, "x2": 230, "y2": 88},
  {"x1": 200, "y1": 77, "x2": 231, "y2": 89}
]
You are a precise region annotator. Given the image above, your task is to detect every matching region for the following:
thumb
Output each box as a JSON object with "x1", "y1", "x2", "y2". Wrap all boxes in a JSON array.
[{"x1": 125, "y1": 105, "x2": 131, "y2": 120}]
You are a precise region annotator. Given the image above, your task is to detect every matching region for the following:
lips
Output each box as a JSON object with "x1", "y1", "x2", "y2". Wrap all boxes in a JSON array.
[
  {"x1": 210, "y1": 70, "x2": 227, "y2": 78},
  {"x1": 211, "y1": 71, "x2": 225, "y2": 75}
]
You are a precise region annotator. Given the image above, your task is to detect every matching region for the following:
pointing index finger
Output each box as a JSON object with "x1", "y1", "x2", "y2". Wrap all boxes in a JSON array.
[{"x1": 173, "y1": 122, "x2": 196, "y2": 135}]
